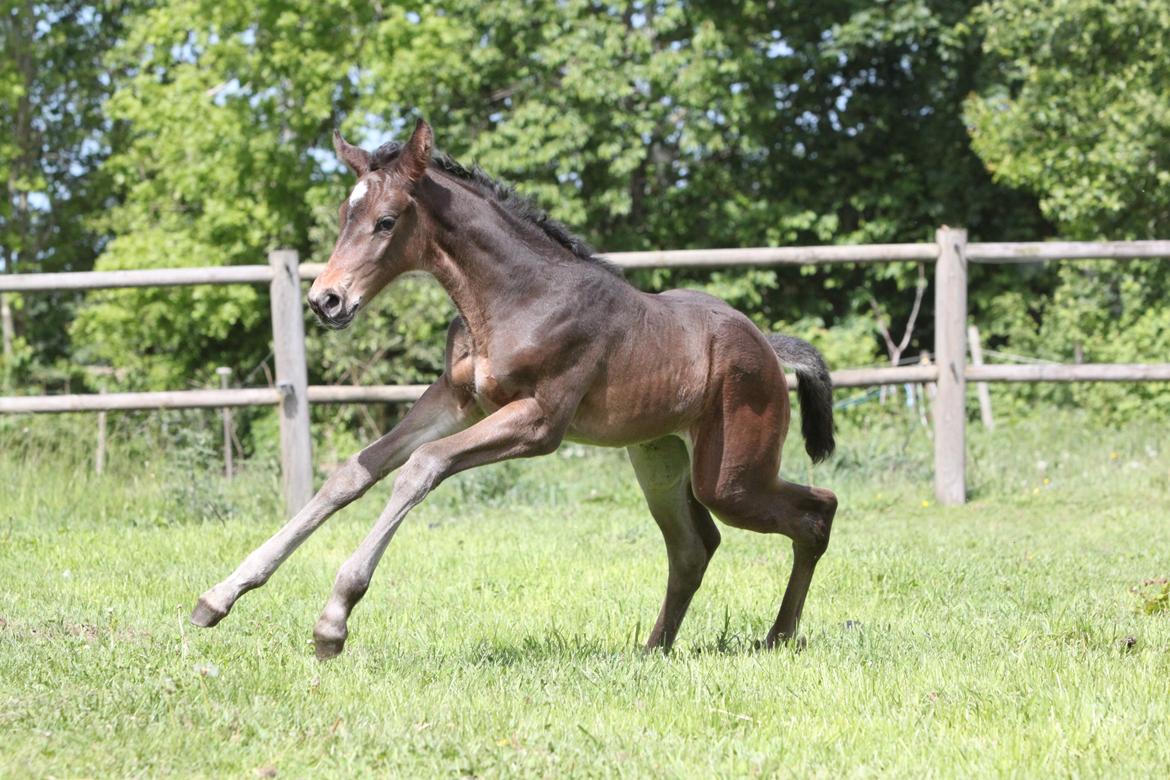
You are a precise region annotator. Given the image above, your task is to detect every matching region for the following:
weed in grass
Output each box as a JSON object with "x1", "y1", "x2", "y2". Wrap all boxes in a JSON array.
[{"x1": 1132, "y1": 578, "x2": 1170, "y2": 615}]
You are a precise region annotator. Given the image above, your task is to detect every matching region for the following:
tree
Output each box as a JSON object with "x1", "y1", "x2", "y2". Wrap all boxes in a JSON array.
[
  {"x1": 966, "y1": 0, "x2": 1170, "y2": 238},
  {"x1": 0, "y1": 0, "x2": 133, "y2": 381},
  {"x1": 966, "y1": 0, "x2": 1170, "y2": 420},
  {"x1": 76, "y1": 1, "x2": 1048, "y2": 415},
  {"x1": 367, "y1": 1, "x2": 1043, "y2": 327}
]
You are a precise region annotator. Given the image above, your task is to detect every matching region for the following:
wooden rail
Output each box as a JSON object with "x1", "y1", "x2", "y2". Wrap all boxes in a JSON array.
[
  {"x1": 0, "y1": 388, "x2": 282, "y2": 413},
  {"x1": 0, "y1": 265, "x2": 275, "y2": 291},
  {"x1": 3, "y1": 232, "x2": 1169, "y2": 509},
  {"x1": 10, "y1": 362, "x2": 1169, "y2": 415},
  {"x1": 6, "y1": 240, "x2": 1170, "y2": 293},
  {"x1": 964, "y1": 363, "x2": 1170, "y2": 382},
  {"x1": 966, "y1": 240, "x2": 1170, "y2": 263}
]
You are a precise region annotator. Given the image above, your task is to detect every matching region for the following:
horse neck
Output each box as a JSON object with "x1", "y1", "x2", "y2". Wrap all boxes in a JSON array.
[{"x1": 416, "y1": 176, "x2": 557, "y2": 337}]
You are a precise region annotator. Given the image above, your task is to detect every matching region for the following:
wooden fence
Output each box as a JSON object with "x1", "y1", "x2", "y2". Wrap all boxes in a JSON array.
[{"x1": 3, "y1": 228, "x2": 1170, "y2": 511}]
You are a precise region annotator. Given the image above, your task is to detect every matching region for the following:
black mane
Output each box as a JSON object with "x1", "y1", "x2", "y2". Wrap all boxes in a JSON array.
[{"x1": 369, "y1": 141, "x2": 619, "y2": 275}]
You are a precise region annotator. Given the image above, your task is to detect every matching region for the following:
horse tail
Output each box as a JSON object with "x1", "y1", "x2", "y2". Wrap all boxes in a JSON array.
[{"x1": 767, "y1": 334, "x2": 836, "y2": 463}]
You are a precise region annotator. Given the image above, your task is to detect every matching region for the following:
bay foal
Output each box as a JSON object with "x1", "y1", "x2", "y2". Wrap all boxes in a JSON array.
[{"x1": 192, "y1": 120, "x2": 838, "y2": 659}]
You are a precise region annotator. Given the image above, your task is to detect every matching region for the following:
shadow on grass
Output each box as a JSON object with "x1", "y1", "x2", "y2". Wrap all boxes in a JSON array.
[
  {"x1": 450, "y1": 632, "x2": 823, "y2": 666},
  {"x1": 455, "y1": 632, "x2": 626, "y2": 667},
  {"x1": 446, "y1": 615, "x2": 837, "y2": 666}
]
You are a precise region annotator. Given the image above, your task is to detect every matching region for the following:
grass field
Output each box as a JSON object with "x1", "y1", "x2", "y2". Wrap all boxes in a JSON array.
[{"x1": 2, "y1": 410, "x2": 1169, "y2": 777}]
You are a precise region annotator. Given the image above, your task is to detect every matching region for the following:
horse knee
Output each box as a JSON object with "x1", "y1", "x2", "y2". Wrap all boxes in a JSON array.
[
  {"x1": 394, "y1": 446, "x2": 448, "y2": 503},
  {"x1": 678, "y1": 539, "x2": 712, "y2": 574},
  {"x1": 683, "y1": 494, "x2": 722, "y2": 558}
]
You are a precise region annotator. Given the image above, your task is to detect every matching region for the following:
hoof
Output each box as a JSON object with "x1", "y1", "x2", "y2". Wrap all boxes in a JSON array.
[
  {"x1": 313, "y1": 621, "x2": 347, "y2": 660},
  {"x1": 190, "y1": 595, "x2": 229, "y2": 628},
  {"x1": 314, "y1": 635, "x2": 346, "y2": 661},
  {"x1": 757, "y1": 634, "x2": 807, "y2": 652}
]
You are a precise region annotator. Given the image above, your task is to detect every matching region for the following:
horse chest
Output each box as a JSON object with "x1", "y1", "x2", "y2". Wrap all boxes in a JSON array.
[{"x1": 471, "y1": 356, "x2": 523, "y2": 412}]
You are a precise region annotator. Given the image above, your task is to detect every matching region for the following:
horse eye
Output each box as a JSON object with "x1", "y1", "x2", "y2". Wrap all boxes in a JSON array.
[{"x1": 375, "y1": 216, "x2": 396, "y2": 233}]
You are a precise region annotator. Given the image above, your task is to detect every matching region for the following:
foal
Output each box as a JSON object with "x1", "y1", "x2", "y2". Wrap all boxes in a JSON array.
[{"x1": 192, "y1": 120, "x2": 838, "y2": 659}]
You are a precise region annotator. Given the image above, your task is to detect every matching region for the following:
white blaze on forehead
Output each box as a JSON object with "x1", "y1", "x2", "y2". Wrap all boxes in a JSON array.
[{"x1": 348, "y1": 179, "x2": 369, "y2": 207}]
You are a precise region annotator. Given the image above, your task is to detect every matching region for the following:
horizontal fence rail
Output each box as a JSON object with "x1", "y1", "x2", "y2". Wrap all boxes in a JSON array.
[
  {"x1": 964, "y1": 363, "x2": 1170, "y2": 383},
  {"x1": 598, "y1": 244, "x2": 942, "y2": 268},
  {"x1": 3, "y1": 231, "x2": 1170, "y2": 509},
  {"x1": 966, "y1": 240, "x2": 1170, "y2": 263},
  {"x1": 0, "y1": 265, "x2": 276, "y2": 292},
  {"x1": 6, "y1": 239, "x2": 1170, "y2": 293},
  {"x1": 0, "y1": 388, "x2": 283, "y2": 413},
  {"x1": 0, "y1": 385, "x2": 437, "y2": 413},
  {"x1": 10, "y1": 363, "x2": 1167, "y2": 415},
  {"x1": 305, "y1": 385, "x2": 431, "y2": 404}
]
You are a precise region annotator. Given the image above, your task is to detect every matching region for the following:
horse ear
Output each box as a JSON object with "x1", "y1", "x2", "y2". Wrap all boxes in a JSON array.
[
  {"x1": 401, "y1": 119, "x2": 433, "y2": 185},
  {"x1": 333, "y1": 130, "x2": 371, "y2": 177}
]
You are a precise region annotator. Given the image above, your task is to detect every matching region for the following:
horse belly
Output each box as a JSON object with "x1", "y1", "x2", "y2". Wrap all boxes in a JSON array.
[{"x1": 565, "y1": 363, "x2": 706, "y2": 447}]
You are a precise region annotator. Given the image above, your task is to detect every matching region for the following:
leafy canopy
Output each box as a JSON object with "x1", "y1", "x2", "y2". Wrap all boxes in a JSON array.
[{"x1": 71, "y1": 0, "x2": 1037, "y2": 408}]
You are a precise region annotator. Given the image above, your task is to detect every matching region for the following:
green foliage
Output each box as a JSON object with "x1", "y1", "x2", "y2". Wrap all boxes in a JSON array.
[
  {"x1": 70, "y1": 0, "x2": 368, "y2": 389},
  {"x1": 5, "y1": 0, "x2": 1169, "y2": 436},
  {"x1": 988, "y1": 262, "x2": 1170, "y2": 421},
  {"x1": 375, "y1": 0, "x2": 1039, "y2": 337},
  {"x1": 967, "y1": 0, "x2": 1170, "y2": 238},
  {"x1": 72, "y1": 235, "x2": 265, "y2": 388},
  {"x1": 58, "y1": 0, "x2": 1045, "y2": 408},
  {"x1": 967, "y1": 0, "x2": 1170, "y2": 421},
  {"x1": 1, "y1": 0, "x2": 134, "y2": 381}
]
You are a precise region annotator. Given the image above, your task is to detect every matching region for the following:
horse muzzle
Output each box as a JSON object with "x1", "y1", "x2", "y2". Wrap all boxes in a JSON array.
[{"x1": 307, "y1": 286, "x2": 361, "y2": 329}]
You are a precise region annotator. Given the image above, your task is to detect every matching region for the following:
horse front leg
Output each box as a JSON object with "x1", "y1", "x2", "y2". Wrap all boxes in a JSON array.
[
  {"x1": 190, "y1": 376, "x2": 477, "y2": 628},
  {"x1": 312, "y1": 397, "x2": 564, "y2": 659}
]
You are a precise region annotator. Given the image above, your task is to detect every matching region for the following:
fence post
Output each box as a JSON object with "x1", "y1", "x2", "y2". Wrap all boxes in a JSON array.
[
  {"x1": 1, "y1": 292, "x2": 13, "y2": 361},
  {"x1": 217, "y1": 366, "x2": 234, "y2": 478},
  {"x1": 934, "y1": 226, "x2": 968, "y2": 505},
  {"x1": 269, "y1": 249, "x2": 314, "y2": 515},
  {"x1": 95, "y1": 388, "x2": 107, "y2": 475},
  {"x1": 967, "y1": 325, "x2": 994, "y2": 431}
]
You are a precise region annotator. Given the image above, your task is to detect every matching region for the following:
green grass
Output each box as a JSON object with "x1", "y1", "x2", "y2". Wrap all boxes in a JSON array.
[{"x1": 2, "y1": 410, "x2": 1169, "y2": 777}]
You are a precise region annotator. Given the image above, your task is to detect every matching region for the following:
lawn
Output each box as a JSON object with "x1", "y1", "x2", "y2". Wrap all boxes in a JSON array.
[{"x1": 2, "y1": 410, "x2": 1169, "y2": 777}]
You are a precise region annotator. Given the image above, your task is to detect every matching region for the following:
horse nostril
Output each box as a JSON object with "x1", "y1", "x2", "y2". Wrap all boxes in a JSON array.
[{"x1": 322, "y1": 292, "x2": 342, "y2": 315}]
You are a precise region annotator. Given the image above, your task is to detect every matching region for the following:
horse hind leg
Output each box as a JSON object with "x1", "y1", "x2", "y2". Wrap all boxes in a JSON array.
[
  {"x1": 762, "y1": 481, "x2": 837, "y2": 646},
  {"x1": 690, "y1": 370, "x2": 838, "y2": 648},
  {"x1": 628, "y1": 436, "x2": 721, "y2": 653},
  {"x1": 696, "y1": 473, "x2": 837, "y2": 648}
]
